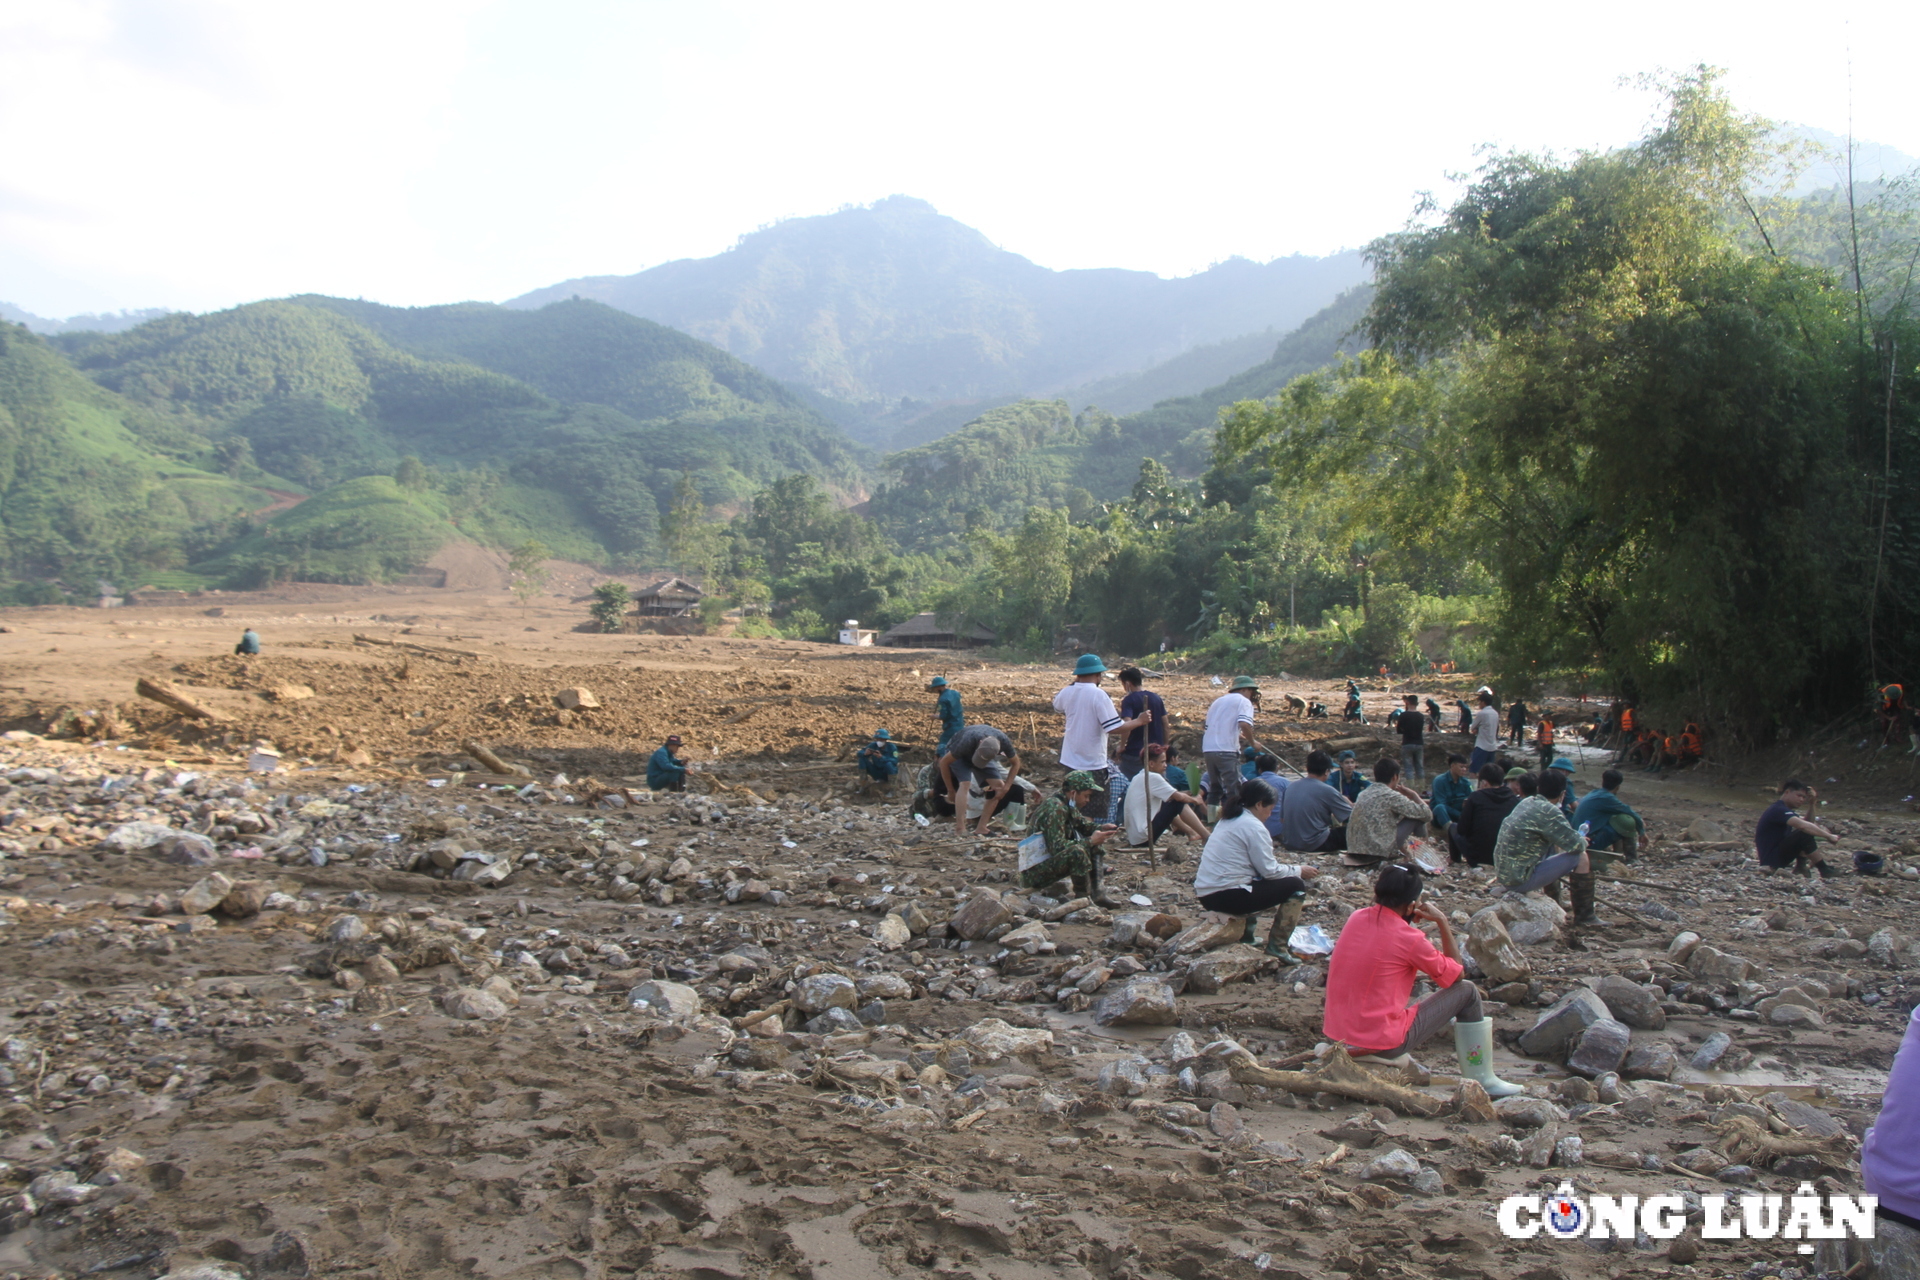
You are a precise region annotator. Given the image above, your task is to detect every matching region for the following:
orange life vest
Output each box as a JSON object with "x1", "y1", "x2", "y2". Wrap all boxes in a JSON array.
[
  {"x1": 1620, "y1": 708, "x2": 1636, "y2": 731},
  {"x1": 1537, "y1": 719, "x2": 1554, "y2": 746}
]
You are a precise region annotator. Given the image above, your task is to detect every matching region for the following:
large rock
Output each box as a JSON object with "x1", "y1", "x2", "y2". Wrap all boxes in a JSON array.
[
  {"x1": 872, "y1": 915, "x2": 912, "y2": 950},
  {"x1": 1494, "y1": 894, "x2": 1568, "y2": 929},
  {"x1": 857, "y1": 972, "x2": 913, "y2": 1001},
  {"x1": 1493, "y1": 1095, "x2": 1567, "y2": 1127},
  {"x1": 998, "y1": 920, "x2": 1053, "y2": 951},
  {"x1": 1755, "y1": 987, "x2": 1820, "y2": 1020},
  {"x1": 554, "y1": 686, "x2": 600, "y2": 710},
  {"x1": 951, "y1": 890, "x2": 1015, "y2": 941},
  {"x1": 1688, "y1": 946, "x2": 1754, "y2": 987},
  {"x1": 1097, "y1": 1056, "x2": 1151, "y2": 1095},
  {"x1": 158, "y1": 831, "x2": 220, "y2": 866},
  {"x1": 1466, "y1": 910, "x2": 1531, "y2": 985},
  {"x1": 1106, "y1": 911, "x2": 1183, "y2": 948},
  {"x1": 1667, "y1": 931, "x2": 1703, "y2": 963},
  {"x1": 961, "y1": 1018, "x2": 1053, "y2": 1061},
  {"x1": 178, "y1": 872, "x2": 234, "y2": 916},
  {"x1": 1690, "y1": 1032, "x2": 1734, "y2": 1070},
  {"x1": 627, "y1": 980, "x2": 700, "y2": 1020},
  {"x1": 1517, "y1": 988, "x2": 1609, "y2": 1056},
  {"x1": 793, "y1": 973, "x2": 857, "y2": 1014},
  {"x1": 1594, "y1": 974, "x2": 1666, "y2": 1030},
  {"x1": 1163, "y1": 914, "x2": 1245, "y2": 955},
  {"x1": 443, "y1": 988, "x2": 510, "y2": 1020},
  {"x1": 1685, "y1": 818, "x2": 1726, "y2": 842},
  {"x1": 1566, "y1": 1018, "x2": 1632, "y2": 1078},
  {"x1": 1093, "y1": 977, "x2": 1179, "y2": 1027},
  {"x1": 217, "y1": 879, "x2": 271, "y2": 918},
  {"x1": 1182, "y1": 944, "x2": 1273, "y2": 993},
  {"x1": 1623, "y1": 1040, "x2": 1678, "y2": 1080},
  {"x1": 1453, "y1": 1078, "x2": 1497, "y2": 1123}
]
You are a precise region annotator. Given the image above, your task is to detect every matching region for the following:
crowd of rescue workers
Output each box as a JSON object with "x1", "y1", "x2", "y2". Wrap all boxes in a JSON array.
[{"x1": 626, "y1": 654, "x2": 1877, "y2": 1094}]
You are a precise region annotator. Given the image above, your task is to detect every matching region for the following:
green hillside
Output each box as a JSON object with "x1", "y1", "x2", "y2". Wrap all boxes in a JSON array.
[
  {"x1": 862, "y1": 288, "x2": 1371, "y2": 554},
  {"x1": 27, "y1": 297, "x2": 879, "y2": 585},
  {"x1": 0, "y1": 322, "x2": 278, "y2": 597}
]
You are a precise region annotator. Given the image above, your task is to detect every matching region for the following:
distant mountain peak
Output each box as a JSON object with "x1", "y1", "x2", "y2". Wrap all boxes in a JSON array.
[{"x1": 509, "y1": 201, "x2": 1367, "y2": 413}]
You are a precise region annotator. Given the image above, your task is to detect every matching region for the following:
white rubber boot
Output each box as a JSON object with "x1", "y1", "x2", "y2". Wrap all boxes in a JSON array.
[{"x1": 1453, "y1": 1019, "x2": 1525, "y2": 1097}]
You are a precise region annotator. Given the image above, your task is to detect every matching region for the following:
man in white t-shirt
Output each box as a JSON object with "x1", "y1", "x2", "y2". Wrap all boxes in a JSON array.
[
  {"x1": 1202, "y1": 675, "x2": 1269, "y2": 817},
  {"x1": 1053, "y1": 653, "x2": 1148, "y2": 773},
  {"x1": 1123, "y1": 743, "x2": 1209, "y2": 853},
  {"x1": 1469, "y1": 690, "x2": 1502, "y2": 774}
]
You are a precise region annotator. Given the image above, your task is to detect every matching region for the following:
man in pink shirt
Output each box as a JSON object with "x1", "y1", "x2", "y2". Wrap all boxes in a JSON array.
[{"x1": 1324, "y1": 865, "x2": 1522, "y2": 1096}]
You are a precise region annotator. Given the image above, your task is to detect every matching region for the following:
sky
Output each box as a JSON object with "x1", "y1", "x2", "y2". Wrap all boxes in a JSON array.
[{"x1": 2, "y1": 0, "x2": 1917, "y2": 318}]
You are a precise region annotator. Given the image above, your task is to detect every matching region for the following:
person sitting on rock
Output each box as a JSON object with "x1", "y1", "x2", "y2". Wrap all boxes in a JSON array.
[
  {"x1": 234, "y1": 628, "x2": 261, "y2": 656},
  {"x1": 1323, "y1": 863, "x2": 1524, "y2": 1095},
  {"x1": 1019, "y1": 770, "x2": 1122, "y2": 906},
  {"x1": 1344, "y1": 757, "x2": 1435, "y2": 865},
  {"x1": 1493, "y1": 771, "x2": 1598, "y2": 922},
  {"x1": 1429, "y1": 754, "x2": 1475, "y2": 831},
  {"x1": 648, "y1": 734, "x2": 688, "y2": 792},
  {"x1": 1194, "y1": 777, "x2": 1320, "y2": 957},
  {"x1": 1446, "y1": 762, "x2": 1515, "y2": 866},
  {"x1": 1121, "y1": 743, "x2": 1210, "y2": 854},
  {"x1": 1333, "y1": 750, "x2": 1368, "y2": 802},
  {"x1": 855, "y1": 728, "x2": 899, "y2": 787},
  {"x1": 1570, "y1": 767, "x2": 1649, "y2": 863}
]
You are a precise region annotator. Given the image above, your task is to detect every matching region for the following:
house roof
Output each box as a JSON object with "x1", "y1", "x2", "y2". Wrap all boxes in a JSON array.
[
  {"x1": 633, "y1": 576, "x2": 705, "y2": 601},
  {"x1": 881, "y1": 612, "x2": 996, "y2": 641}
]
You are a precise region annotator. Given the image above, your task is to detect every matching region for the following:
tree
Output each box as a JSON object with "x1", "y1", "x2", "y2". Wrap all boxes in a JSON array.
[
  {"x1": 662, "y1": 472, "x2": 724, "y2": 580},
  {"x1": 588, "y1": 582, "x2": 630, "y2": 633},
  {"x1": 393, "y1": 456, "x2": 429, "y2": 490},
  {"x1": 1218, "y1": 69, "x2": 1875, "y2": 740},
  {"x1": 507, "y1": 540, "x2": 550, "y2": 606}
]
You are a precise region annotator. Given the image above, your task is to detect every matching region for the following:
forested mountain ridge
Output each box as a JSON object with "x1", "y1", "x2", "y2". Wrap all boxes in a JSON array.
[
  {"x1": 509, "y1": 195, "x2": 1367, "y2": 417},
  {"x1": 860, "y1": 287, "x2": 1373, "y2": 554}
]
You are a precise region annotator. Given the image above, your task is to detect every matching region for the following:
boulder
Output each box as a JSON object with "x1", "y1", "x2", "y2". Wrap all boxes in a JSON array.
[
  {"x1": 1182, "y1": 944, "x2": 1273, "y2": 993},
  {"x1": 1493, "y1": 1095, "x2": 1567, "y2": 1127},
  {"x1": 1594, "y1": 974, "x2": 1666, "y2": 1030},
  {"x1": 1622, "y1": 1039, "x2": 1678, "y2": 1080},
  {"x1": 872, "y1": 915, "x2": 912, "y2": 950},
  {"x1": 1106, "y1": 911, "x2": 1183, "y2": 948},
  {"x1": 1453, "y1": 1078, "x2": 1496, "y2": 1122},
  {"x1": 1163, "y1": 913, "x2": 1246, "y2": 955},
  {"x1": 1363, "y1": 1148, "x2": 1422, "y2": 1181},
  {"x1": 1508, "y1": 919, "x2": 1557, "y2": 946},
  {"x1": 554, "y1": 686, "x2": 600, "y2": 710},
  {"x1": 627, "y1": 980, "x2": 700, "y2": 1021},
  {"x1": 1097, "y1": 1056, "x2": 1151, "y2": 1095},
  {"x1": 1690, "y1": 1032, "x2": 1734, "y2": 1070},
  {"x1": 1517, "y1": 988, "x2": 1609, "y2": 1056},
  {"x1": 1684, "y1": 818, "x2": 1726, "y2": 842},
  {"x1": 1566, "y1": 1018, "x2": 1632, "y2": 1078},
  {"x1": 998, "y1": 920, "x2": 1053, "y2": 951},
  {"x1": 793, "y1": 973, "x2": 857, "y2": 1014},
  {"x1": 951, "y1": 890, "x2": 1015, "y2": 941},
  {"x1": 1769, "y1": 1004, "x2": 1825, "y2": 1028},
  {"x1": 1092, "y1": 977, "x2": 1179, "y2": 1027},
  {"x1": 1494, "y1": 894, "x2": 1568, "y2": 928},
  {"x1": 857, "y1": 973, "x2": 913, "y2": 1001},
  {"x1": 217, "y1": 879, "x2": 271, "y2": 918},
  {"x1": 443, "y1": 988, "x2": 510, "y2": 1020},
  {"x1": 1667, "y1": 931, "x2": 1703, "y2": 963},
  {"x1": 1466, "y1": 910, "x2": 1531, "y2": 985},
  {"x1": 1754, "y1": 987, "x2": 1820, "y2": 1020},
  {"x1": 158, "y1": 832, "x2": 220, "y2": 866},
  {"x1": 1688, "y1": 946, "x2": 1754, "y2": 986},
  {"x1": 178, "y1": 872, "x2": 234, "y2": 917},
  {"x1": 962, "y1": 1018, "x2": 1053, "y2": 1061}
]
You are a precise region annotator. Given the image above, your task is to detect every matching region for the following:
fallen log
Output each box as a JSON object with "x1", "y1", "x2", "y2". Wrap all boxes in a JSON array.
[
  {"x1": 462, "y1": 740, "x2": 530, "y2": 778},
  {"x1": 353, "y1": 633, "x2": 481, "y2": 659},
  {"x1": 135, "y1": 677, "x2": 222, "y2": 721},
  {"x1": 1224, "y1": 1046, "x2": 1444, "y2": 1117}
]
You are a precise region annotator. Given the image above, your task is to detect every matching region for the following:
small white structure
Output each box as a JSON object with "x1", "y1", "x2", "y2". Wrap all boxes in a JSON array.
[{"x1": 837, "y1": 618, "x2": 877, "y2": 646}]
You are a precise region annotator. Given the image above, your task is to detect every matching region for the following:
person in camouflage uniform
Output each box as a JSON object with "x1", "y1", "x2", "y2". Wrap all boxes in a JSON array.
[{"x1": 1019, "y1": 770, "x2": 1123, "y2": 906}]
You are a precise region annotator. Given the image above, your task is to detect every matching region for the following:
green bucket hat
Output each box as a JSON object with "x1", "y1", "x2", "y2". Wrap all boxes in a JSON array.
[
  {"x1": 1549, "y1": 757, "x2": 1575, "y2": 773},
  {"x1": 927, "y1": 676, "x2": 948, "y2": 690},
  {"x1": 1073, "y1": 654, "x2": 1107, "y2": 676},
  {"x1": 1229, "y1": 675, "x2": 1261, "y2": 691},
  {"x1": 1062, "y1": 769, "x2": 1106, "y2": 793},
  {"x1": 874, "y1": 728, "x2": 892, "y2": 740}
]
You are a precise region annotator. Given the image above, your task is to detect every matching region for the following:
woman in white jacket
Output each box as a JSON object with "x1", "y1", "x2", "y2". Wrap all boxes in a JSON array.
[{"x1": 1194, "y1": 778, "x2": 1320, "y2": 955}]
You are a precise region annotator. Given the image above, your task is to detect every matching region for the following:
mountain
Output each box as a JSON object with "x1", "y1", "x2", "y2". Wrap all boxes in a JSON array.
[
  {"x1": 862, "y1": 287, "x2": 1373, "y2": 554},
  {"x1": 0, "y1": 302, "x2": 177, "y2": 335},
  {"x1": 0, "y1": 321, "x2": 277, "y2": 597},
  {"x1": 35, "y1": 296, "x2": 874, "y2": 584},
  {"x1": 508, "y1": 195, "x2": 1368, "y2": 414},
  {"x1": 1059, "y1": 328, "x2": 1293, "y2": 417}
]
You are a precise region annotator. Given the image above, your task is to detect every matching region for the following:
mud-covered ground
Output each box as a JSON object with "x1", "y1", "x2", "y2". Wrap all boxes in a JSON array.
[{"x1": 1, "y1": 591, "x2": 1918, "y2": 1280}]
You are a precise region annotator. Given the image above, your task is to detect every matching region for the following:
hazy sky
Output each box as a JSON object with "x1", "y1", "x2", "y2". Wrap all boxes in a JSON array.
[{"x1": 3, "y1": 0, "x2": 1916, "y2": 317}]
